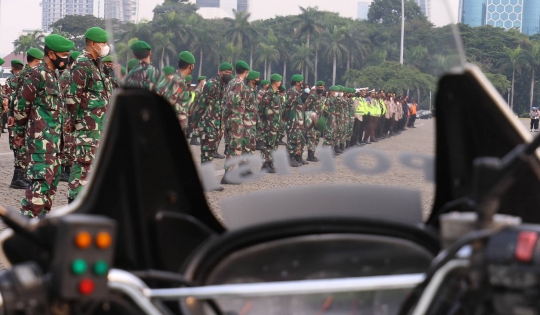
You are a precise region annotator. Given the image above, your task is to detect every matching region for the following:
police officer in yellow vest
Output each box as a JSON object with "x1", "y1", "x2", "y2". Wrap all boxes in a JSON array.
[{"x1": 352, "y1": 89, "x2": 368, "y2": 146}]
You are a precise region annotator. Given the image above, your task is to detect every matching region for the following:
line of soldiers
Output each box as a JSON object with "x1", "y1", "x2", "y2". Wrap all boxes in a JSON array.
[{"x1": 2, "y1": 27, "x2": 113, "y2": 218}]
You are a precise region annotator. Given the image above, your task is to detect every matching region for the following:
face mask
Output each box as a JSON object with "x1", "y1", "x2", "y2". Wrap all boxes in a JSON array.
[
  {"x1": 103, "y1": 65, "x2": 113, "y2": 75},
  {"x1": 254, "y1": 80, "x2": 261, "y2": 86},
  {"x1": 221, "y1": 74, "x2": 232, "y2": 84},
  {"x1": 94, "y1": 43, "x2": 110, "y2": 58},
  {"x1": 317, "y1": 89, "x2": 323, "y2": 94},
  {"x1": 304, "y1": 88, "x2": 310, "y2": 94},
  {"x1": 51, "y1": 53, "x2": 68, "y2": 70}
]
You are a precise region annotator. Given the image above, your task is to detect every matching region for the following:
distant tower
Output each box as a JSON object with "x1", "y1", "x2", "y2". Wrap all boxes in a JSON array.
[
  {"x1": 414, "y1": 0, "x2": 431, "y2": 20},
  {"x1": 459, "y1": 0, "x2": 487, "y2": 27},
  {"x1": 357, "y1": 2, "x2": 369, "y2": 20}
]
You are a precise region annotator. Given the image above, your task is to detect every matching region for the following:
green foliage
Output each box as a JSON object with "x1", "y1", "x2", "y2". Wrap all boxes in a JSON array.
[
  {"x1": 51, "y1": 15, "x2": 105, "y2": 37},
  {"x1": 153, "y1": 0, "x2": 199, "y2": 15},
  {"x1": 368, "y1": 0, "x2": 426, "y2": 25},
  {"x1": 485, "y1": 73, "x2": 511, "y2": 94}
]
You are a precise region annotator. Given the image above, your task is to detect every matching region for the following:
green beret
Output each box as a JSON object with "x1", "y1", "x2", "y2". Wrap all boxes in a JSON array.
[
  {"x1": 178, "y1": 51, "x2": 195, "y2": 64},
  {"x1": 130, "y1": 40, "x2": 151, "y2": 53},
  {"x1": 350, "y1": 88, "x2": 356, "y2": 93},
  {"x1": 235, "y1": 60, "x2": 249, "y2": 71},
  {"x1": 70, "y1": 51, "x2": 81, "y2": 60},
  {"x1": 316, "y1": 80, "x2": 325, "y2": 87},
  {"x1": 329, "y1": 86, "x2": 340, "y2": 92},
  {"x1": 85, "y1": 27, "x2": 109, "y2": 43},
  {"x1": 44, "y1": 34, "x2": 74, "y2": 52},
  {"x1": 121, "y1": 66, "x2": 127, "y2": 75},
  {"x1": 11, "y1": 60, "x2": 23, "y2": 66},
  {"x1": 162, "y1": 66, "x2": 175, "y2": 75},
  {"x1": 270, "y1": 73, "x2": 282, "y2": 82},
  {"x1": 27, "y1": 48, "x2": 44, "y2": 59},
  {"x1": 219, "y1": 62, "x2": 233, "y2": 71},
  {"x1": 246, "y1": 70, "x2": 260, "y2": 80},
  {"x1": 317, "y1": 116, "x2": 327, "y2": 133},
  {"x1": 127, "y1": 58, "x2": 138, "y2": 71},
  {"x1": 102, "y1": 55, "x2": 114, "y2": 63},
  {"x1": 186, "y1": 75, "x2": 193, "y2": 82},
  {"x1": 291, "y1": 74, "x2": 304, "y2": 83},
  {"x1": 0, "y1": 58, "x2": 4, "y2": 66},
  {"x1": 261, "y1": 80, "x2": 270, "y2": 85},
  {"x1": 198, "y1": 76, "x2": 206, "y2": 80}
]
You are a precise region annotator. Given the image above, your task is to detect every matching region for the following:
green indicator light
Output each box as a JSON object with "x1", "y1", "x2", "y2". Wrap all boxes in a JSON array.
[
  {"x1": 72, "y1": 259, "x2": 87, "y2": 275},
  {"x1": 93, "y1": 260, "x2": 109, "y2": 276}
]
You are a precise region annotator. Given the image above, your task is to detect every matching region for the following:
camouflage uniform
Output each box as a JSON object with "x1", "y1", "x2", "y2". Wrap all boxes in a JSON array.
[
  {"x1": 123, "y1": 60, "x2": 160, "y2": 92},
  {"x1": 6, "y1": 74, "x2": 20, "y2": 153},
  {"x1": 243, "y1": 85, "x2": 258, "y2": 155},
  {"x1": 59, "y1": 68, "x2": 75, "y2": 168},
  {"x1": 323, "y1": 96, "x2": 338, "y2": 147},
  {"x1": 222, "y1": 76, "x2": 248, "y2": 170},
  {"x1": 304, "y1": 93, "x2": 324, "y2": 152},
  {"x1": 285, "y1": 87, "x2": 306, "y2": 156},
  {"x1": 256, "y1": 88, "x2": 266, "y2": 144},
  {"x1": 191, "y1": 77, "x2": 225, "y2": 163},
  {"x1": 259, "y1": 87, "x2": 283, "y2": 163},
  {"x1": 12, "y1": 65, "x2": 34, "y2": 169},
  {"x1": 65, "y1": 50, "x2": 108, "y2": 200},
  {"x1": 103, "y1": 65, "x2": 119, "y2": 99},
  {"x1": 13, "y1": 64, "x2": 63, "y2": 217},
  {"x1": 158, "y1": 72, "x2": 190, "y2": 131}
]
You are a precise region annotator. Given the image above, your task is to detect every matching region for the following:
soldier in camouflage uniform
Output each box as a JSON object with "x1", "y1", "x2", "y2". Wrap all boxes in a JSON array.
[
  {"x1": 158, "y1": 51, "x2": 195, "y2": 136},
  {"x1": 322, "y1": 86, "x2": 340, "y2": 155},
  {"x1": 284, "y1": 74, "x2": 307, "y2": 167},
  {"x1": 65, "y1": 27, "x2": 110, "y2": 203},
  {"x1": 6, "y1": 59, "x2": 26, "y2": 189},
  {"x1": 255, "y1": 80, "x2": 270, "y2": 150},
  {"x1": 304, "y1": 81, "x2": 325, "y2": 162},
  {"x1": 13, "y1": 34, "x2": 74, "y2": 218},
  {"x1": 58, "y1": 51, "x2": 81, "y2": 183},
  {"x1": 190, "y1": 62, "x2": 233, "y2": 165},
  {"x1": 221, "y1": 61, "x2": 250, "y2": 185},
  {"x1": 124, "y1": 41, "x2": 160, "y2": 92},
  {"x1": 102, "y1": 55, "x2": 119, "y2": 99},
  {"x1": 0, "y1": 58, "x2": 6, "y2": 135},
  {"x1": 244, "y1": 70, "x2": 260, "y2": 155},
  {"x1": 157, "y1": 66, "x2": 176, "y2": 91},
  {"x1": 259, "y1": 74, "x2": 283, "y2": 173}
]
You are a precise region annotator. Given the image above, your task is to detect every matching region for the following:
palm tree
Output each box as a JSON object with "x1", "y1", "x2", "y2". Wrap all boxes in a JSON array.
[
  {"x1": 256, "y1": 43, "x2": 280, "y2": 79},
  {"x1": 291, "y1": 44, "x2": 313, "y2": 81},
  {"x1": 296, "y1": 6, "x2": 323, "y2": 82},
  {"x1": 498, "y1": 46, "x2": 523, "y2": 110},
  {"x1": 116, "y1": 38, "x2": 139, "y2": 66},
  {"x1": 324, "y1": 27, "x2": 348, "y2": 85},
  {"x1": 277, "y1": 37, "x2": 293, "y2": 83},
  {"x1": 407, "y1": 45, "x2": 429, "y2": 70},
  {"x1": 342, "y1": 23, "x2": 369, "y2": 72},
  {"x1": 186, "y1": 14, "x2": 214, "y2": 77},
  {"x1": 523, "y1": 42, "x2": 540, "y2": 111},
  {"x1": 13, "y1": 31, "x2": 44, "y2": 61},
  {"x1": 156, "y1": 11, "x2": 188, "y2": 45},
  {"x1": 312, "y1": 33, "x2": 327, "y2": 84},
  {"x1": 224, "y1": 43, "x2": 242, "y2": 64},
  {"x1": 120, "y1": 20, "x2": 152, "y2": 44},
  {"x1": 152, "y1": 32, "x2": 176, "y2": 69},
  {"x1": 224, "y1": 9, "x2": 256, "y2": 65}
]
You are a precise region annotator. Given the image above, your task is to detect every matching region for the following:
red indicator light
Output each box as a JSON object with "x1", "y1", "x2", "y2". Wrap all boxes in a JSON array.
[
  {"x1": 515, "y1": 231, "x2": 538, "y2": 262},
  {"x1": 78, "y1": 279, "x2": 95, "y2": 295}
]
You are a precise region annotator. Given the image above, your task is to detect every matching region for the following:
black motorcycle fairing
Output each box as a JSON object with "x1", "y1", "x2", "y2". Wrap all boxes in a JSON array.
[
  {"x1": 3, "y1": 88, "x2": 225, "y2": 272},
  {"x1": 428, "y1": 65, "x2": 540, "y2": 227}
]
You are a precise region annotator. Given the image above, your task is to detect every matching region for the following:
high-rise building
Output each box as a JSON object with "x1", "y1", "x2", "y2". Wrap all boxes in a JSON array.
[
  {"x1": 485, "y1": 0, "x2": 523, "y2": 31},
  {"x1": 522, "y1": 0, "x2": 540, "y2": 35},
  {"x1": 415, "y1": 0, "x2": 431, "y2": 20},
  {"x1": 459, "y1": 0, "x2": 486, "y2": 27},
  {"x1": 237, "y1": 0, "x2": 248, "y2": 12},
  {"x1": 357, "y1": 2, "x2": 369, "y2": 20},
  {"x1": 104, "y1": 0, "x2": 137, "y2": 23},
  {"x1": 196, "y1": 0, "x2": 219, "y2": 7}
]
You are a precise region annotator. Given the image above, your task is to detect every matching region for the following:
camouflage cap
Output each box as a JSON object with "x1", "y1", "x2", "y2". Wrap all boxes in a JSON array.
[
  {"x1": 178, "y1": 51, "x2": 195, "y2": 64},
  {"x1": 246, "y1": 71, "x2": 260, "y2": 80},
  {"x1": 260, "y1": 80, "x2": 270, "y2": 85},
  {"x1": 316, "y1": 80, "x2": 325, "y2": 86},
  {"x1": 44, "y1": 34, "x2": 74, "y2": 52},
  {"x1": 186, "y1": 75, "x2": 193, "y2": 82},
  {"x1": 219, "y1": 62, "x2": 233, "y2": 71},
  {"x1": 270, "y1": 73, "x2": 282, "y2": 82},
  {"x1": 85, "y1": 27, "x2": 109, "y2": 43},
  {"x1": 121, "y1": 66, "x2": 127, "y2": 75},
  {"x1": 70, "y1": 51, "x2": 81, "y2": 59},
  {"x1": 102, "y1": 55, "x2": 114, "y2": 63},
  {"x1": 329, "y1": 86, "x2": 340, "y2": 92},
  {"x1": 127, "y1": 58, "x2": 138, "y2": 71},
  {"x1": 198, "y1": 76, "x2": 206, "y2": 80},
  {"x1": 11, "y1": 60, "x2": 23, "y2": 66},
  {"x1": 235, "y1": 60, "x2": 249, "y2": 71},
  {"x1": 291, "y1": 74, "x2": 304, "y2": 83},
  {"x1": 130, "y1": 40, "x2": 151, "y2": 53},
  {"x1": 27, "y1": 48, "x2": 44, "y2": 59},
  {"x1": 162, "y1": 66, "x2": 176, "y2": 75}
]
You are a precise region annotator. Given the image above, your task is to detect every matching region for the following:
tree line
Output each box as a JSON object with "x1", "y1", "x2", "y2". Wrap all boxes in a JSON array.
[{"x1": 10, "y1": 0, "x2": 540, "y2": 114}]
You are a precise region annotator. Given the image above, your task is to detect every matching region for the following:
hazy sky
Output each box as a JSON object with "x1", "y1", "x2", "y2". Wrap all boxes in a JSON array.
[{"x1": 0, "y1": 0, "x2": 459, "y2": 57}]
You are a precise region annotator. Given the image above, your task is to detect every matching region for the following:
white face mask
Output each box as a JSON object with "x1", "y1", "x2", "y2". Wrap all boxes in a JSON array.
[
  {"x1": 95, "y1": 43, "x2": 110, "y2": 58},
  {"x1": 304, "y1": 88, "x2": 310, "y2": 94}
]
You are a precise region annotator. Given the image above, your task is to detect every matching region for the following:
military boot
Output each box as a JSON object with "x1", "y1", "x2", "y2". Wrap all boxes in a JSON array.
[
  {"x1": 9, "y1": 168, "x2": 27, "y2": 189},
  {"x1": 334, "y1": 145, "x2": 342, "y2": 154},
  {"x1": 60, "y1": 165, "x2": 71, "y2": 182},
  {"x1": 296, "y1": 154, "x2": 309, "y2": 165},
  {"x1": 289, "y1": 154, "x2": 301, "y2": 167},
  {"x1": 340, "y1": 143, "x2": 346, "y2": 151},
  {"x1": 306, "y1": 150, "x2": 319, "y2": 162},
  {"x1": 189, "y1": 136, "x2": 200, "y2": 145}
]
